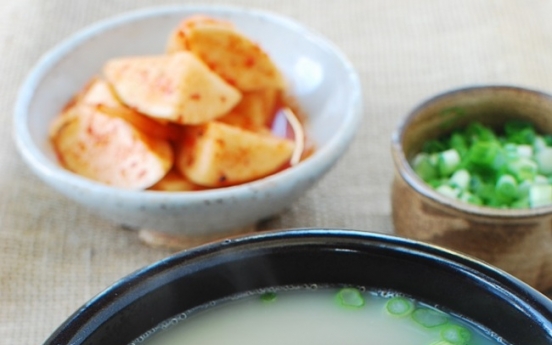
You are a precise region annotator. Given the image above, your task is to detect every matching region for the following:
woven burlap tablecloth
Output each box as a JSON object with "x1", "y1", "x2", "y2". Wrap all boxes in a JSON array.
[{"x1": 2, "y1": 1, "x2": 552, "y2": 343}]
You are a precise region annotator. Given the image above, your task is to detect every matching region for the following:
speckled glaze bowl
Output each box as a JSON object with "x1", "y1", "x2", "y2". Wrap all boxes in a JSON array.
[
  {"x1": 391, "y1": 86, "x2": 552, "y2": 291},
  {"x1": 13, "y1": 6, "x2": 362, "y2": 237}
]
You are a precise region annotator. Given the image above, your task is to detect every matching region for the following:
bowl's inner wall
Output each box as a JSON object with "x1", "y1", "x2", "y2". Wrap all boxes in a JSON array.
[
  {"x1": 401, "y1": 87, "x2": 552, "y2": 161},
  {"x1": 46, "y1": 232, "x2": 552, "y2": 345}
]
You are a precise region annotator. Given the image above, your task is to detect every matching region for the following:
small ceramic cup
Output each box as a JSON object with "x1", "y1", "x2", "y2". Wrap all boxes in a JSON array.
[{"x1": 391, "y1": 85, "x2": 552, "y2": 292}]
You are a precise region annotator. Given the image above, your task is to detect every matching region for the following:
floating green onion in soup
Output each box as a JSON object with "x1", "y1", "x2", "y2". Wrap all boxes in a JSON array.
[
  {"x1": 130, "y1": 287, "x2": 504, "y2": 345},
  {"x1": 386, "y1": 296, "x2": 414, "y2": 317}
]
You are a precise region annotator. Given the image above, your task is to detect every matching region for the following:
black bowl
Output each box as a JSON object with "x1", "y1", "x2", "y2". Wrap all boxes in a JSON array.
[{"x1": 44, "y1": 229, "x2": 552, "y2": 345}]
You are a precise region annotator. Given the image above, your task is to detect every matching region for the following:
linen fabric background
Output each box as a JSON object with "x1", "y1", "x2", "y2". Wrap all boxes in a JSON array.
[{"x1": 2, "y1": 1, "x2": 552, "y2": 343}]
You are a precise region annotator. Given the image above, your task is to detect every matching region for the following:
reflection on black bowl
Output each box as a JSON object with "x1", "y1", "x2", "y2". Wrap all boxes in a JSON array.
[{"x1": 44, "y1": 229, "x2": 552, "y2": 345}]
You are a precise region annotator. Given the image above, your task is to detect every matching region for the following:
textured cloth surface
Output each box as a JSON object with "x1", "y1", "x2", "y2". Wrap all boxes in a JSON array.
[{"x1": 2, "y1": 0, "x2": 552, "y2": 343}]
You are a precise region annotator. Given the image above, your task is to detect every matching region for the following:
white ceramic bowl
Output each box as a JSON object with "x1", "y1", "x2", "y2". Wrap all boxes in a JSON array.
[{"x1": 13, "y1": 5, "x2": 362, "y2": 235}]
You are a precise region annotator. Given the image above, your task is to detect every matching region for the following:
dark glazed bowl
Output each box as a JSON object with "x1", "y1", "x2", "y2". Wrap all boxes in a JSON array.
[{"x1": 43, "y1": 229, "x2": 552, "y2": 345}]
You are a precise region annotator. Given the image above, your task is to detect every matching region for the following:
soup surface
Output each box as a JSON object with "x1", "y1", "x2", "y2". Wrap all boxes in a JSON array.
[{"x1": 131, "y1": 287, "x2": 504, "y2": 345}]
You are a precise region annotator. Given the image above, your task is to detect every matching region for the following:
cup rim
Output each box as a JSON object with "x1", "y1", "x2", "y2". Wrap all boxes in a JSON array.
[{"x1": 392, "y1": 84, "x2": 552, "y2": 219}]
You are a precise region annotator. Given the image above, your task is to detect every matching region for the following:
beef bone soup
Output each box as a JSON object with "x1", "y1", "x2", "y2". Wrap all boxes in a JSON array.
[{"x1": 130, "y1": 287, "x2": 503, "y2": 345}]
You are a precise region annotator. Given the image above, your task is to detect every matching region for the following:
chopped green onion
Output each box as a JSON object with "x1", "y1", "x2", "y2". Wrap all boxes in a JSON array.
[
  {"x1": 436, "y1": 185, "x2": 460, "y2": 199},
  {"x1": 449, "y1": 169, "x2": 470, "y2": 190},
  {"x1": 511, "y1": 197, "x2": 529, "y2": 209},
  {"x1": 529, "y1": 184, "x2": 552, "y2": 208},
  {"x1": 440, "y1": 324, "x2": 472, "y2": 345},
  {"x1": 503, "y1": 143, "x2": 518, "y2": 159},
  {"x1": 260, "y1": 292, "x2": 277, "y2": 303},
  {"x1": 413, "y1": 153, "x2": 438, "y2": 182},
  {"x1": 505, "y1": 120, "x2": 536, "y2": 144},
  {"x1": 449, "y1": 132, "x2": 468, "y2": 157},
  {"x1": 411, "y1": 308, "x2": 449, "y2": 328},
  {"x1": 495, "y1": 174, "x2": 518, "y2": 203},
  {"x1": 517, "y1": 144, "x2": 533, "y2": 158},
  {"x1": 423, "y1": 139, "x2": 447, "y2": 154},
  {"x1": 533, "y1": 136, "x2": 547, "y2": 152},
  {"x1": 385, "y1": 297, "x2": 414, "y2": 317},
  {"x1": 429, "y1": 153, "x2": 439, "y2": 166},
  {"x1": 458, "y1": 191, "x2": 483, "y2": 205},
  {"x1": 336, "y1": 288, "x2": 365, "y2": 308},
  {"x1": 517, "y1": 180, "x2": 532, "y2": 198},
  {"x1": 469, "y1": 175, "x2": 495, "y2": 203},
  {"x1": 534, "y1": 175, "x2": 549, "y2": 185},
  {"x1": 536, "y1": 147, "x2": 552, "y2": 175},
  {"x1": 543, "y1": 134, "x2": 552, "y2": 146},
  {"x1": 467, "y1": 141, "x2": 500, "y2": 168},
  {"x1": 466, "y1": 122, "x2": 496, "y2": 142},
  {"x1": 437, "y1": 149, "x2": 461, "y2": 176},
  {"x1": 507, "y1": 157, "x2": 538, "y2": 182},
  {"x1": 428, "y1": 178, "x2": 447, "y2": 188},
  {"x1": 410, "y1": 120, "x2": 552, "y2": 209}
]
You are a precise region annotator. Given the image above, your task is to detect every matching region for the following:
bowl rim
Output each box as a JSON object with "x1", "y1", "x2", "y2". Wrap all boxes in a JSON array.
[
  {"x1": 43, "y1": 228, "x2": 552, "y2": 345},
  {"x1": 13, "y1": 4, "x2": 363, "y2": 203},
  {"x1": 391, "y1": 84, "x2": 552, "y2": 219}
]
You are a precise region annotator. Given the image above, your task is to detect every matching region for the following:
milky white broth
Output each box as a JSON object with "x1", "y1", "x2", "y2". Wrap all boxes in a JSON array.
[{"x1": 131, "y1": 288, "x2": 503, "y2": 345}]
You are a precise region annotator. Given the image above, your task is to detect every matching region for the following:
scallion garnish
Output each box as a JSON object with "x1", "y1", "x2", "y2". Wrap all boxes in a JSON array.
[
  {"x1": 336, "y1": 288, "x2": 365, "y2": 308},
  {"x1": 260, "y1": 292, "x2": 277, "y2": 303},
  {"x1": 385, "y1": 297, "x2": 414, "y2": 317},
  {"x1": 411, "y1": 308, "x2": 449, "y2": 328},
  {"x1": 411, "y1": 120, "x2": 552, "y2": 208},
  {"x1": 440, "y1": 324, "x2": 472, "y2": 345}
]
